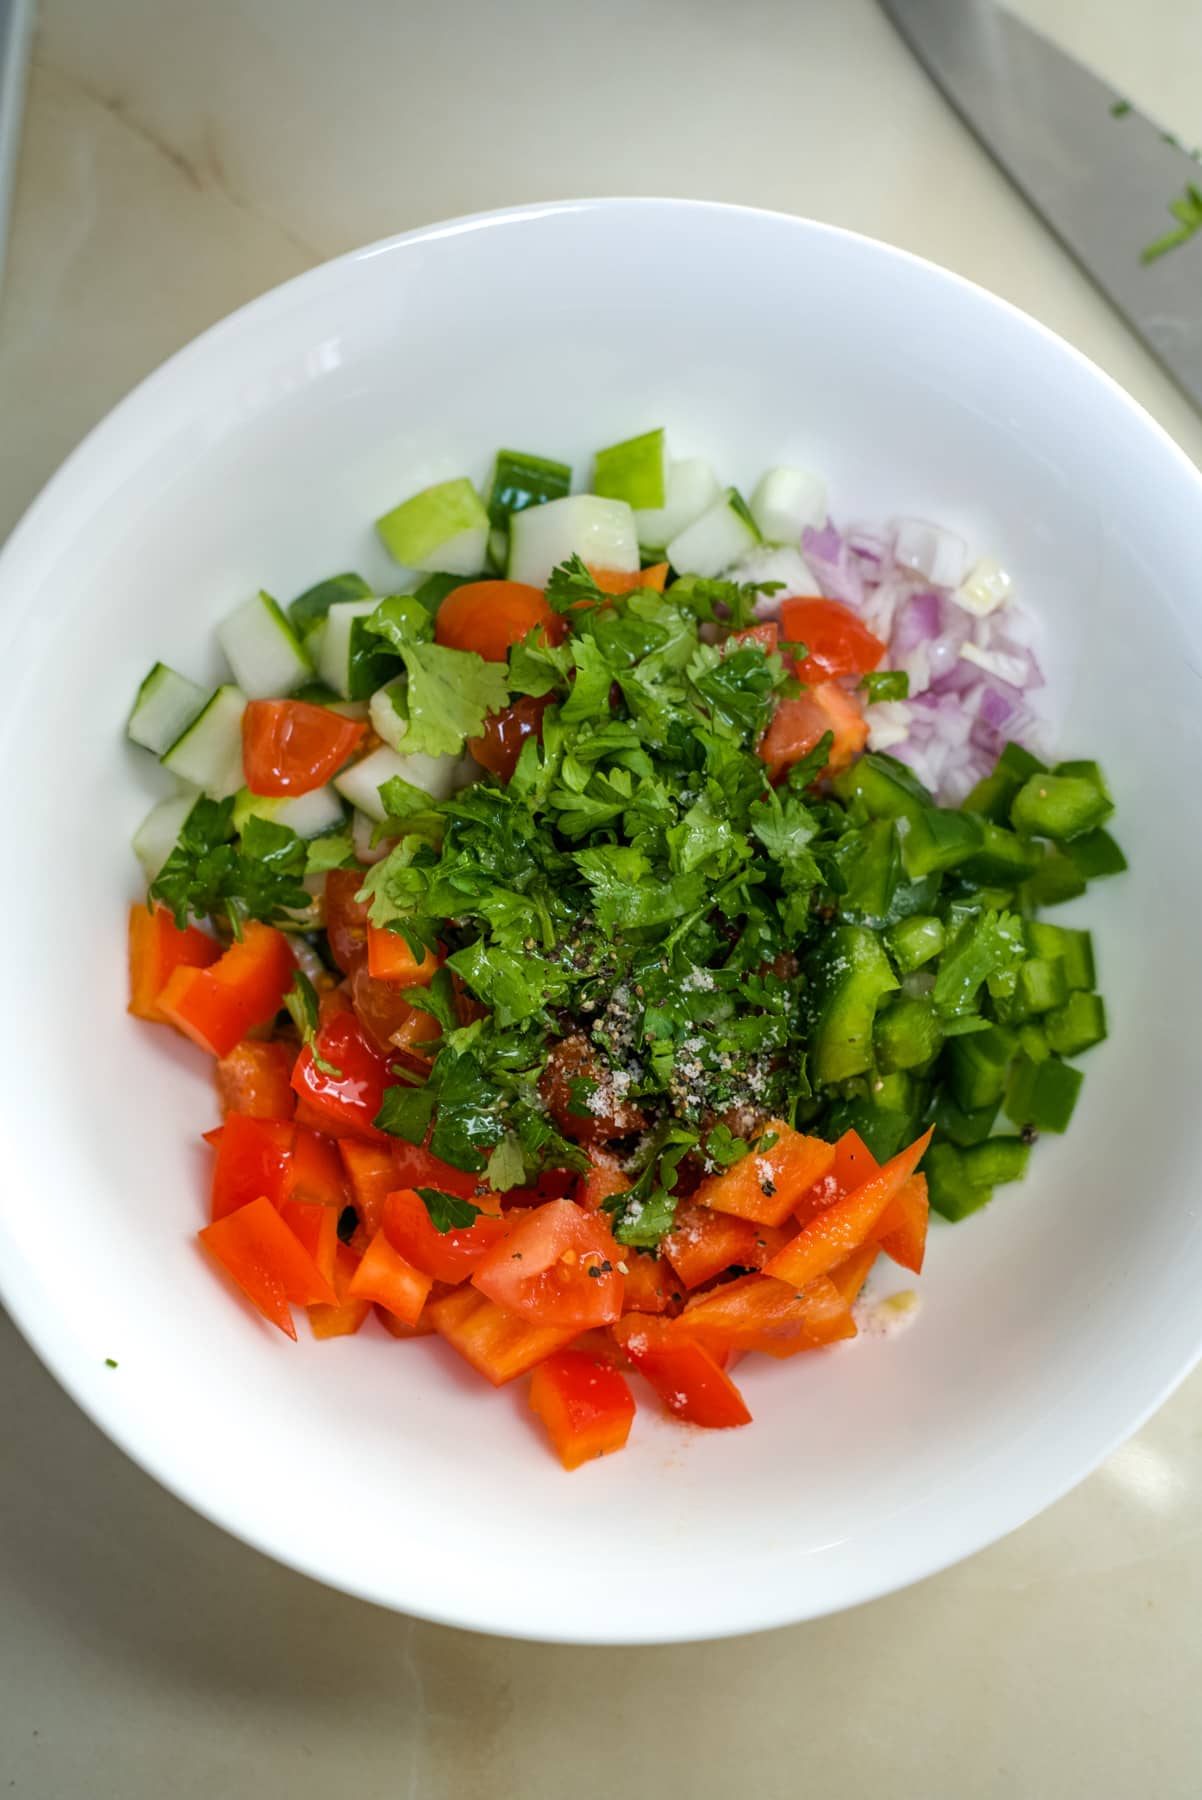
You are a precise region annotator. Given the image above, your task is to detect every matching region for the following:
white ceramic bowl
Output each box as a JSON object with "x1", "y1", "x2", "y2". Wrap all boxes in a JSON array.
[{"x1": 2, "y1": 199, "x2": 1201, "y2": 1645}]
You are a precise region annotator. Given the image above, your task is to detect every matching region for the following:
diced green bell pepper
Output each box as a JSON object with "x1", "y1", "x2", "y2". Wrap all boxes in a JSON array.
[
  {"x1": 1020, "y1": 848, "x2": 1088, "y2": 909},
  {"x1": 1044, "y1": 991, "x2": 1107, "y2": 1057},
  {"x1": 958, "y1": 821, "x2": 1044, "y2": 886},
  {"x1": 1066, "y1": 828, "x2": 1127, "y2": 880},
  {"x1": 803, "y1": 925, "x2": 899, "y2": 1085},
  {"x1": 901, "y1": 807, "x2": 985, "y2": 879},
  {"x1": 1004, "y1": 1055, "x2": 1084, "y2": 1133},
  {"x1": 961, "y1": 741, "x2": 1048, "y2": 824},
  {"x1": 834, "y1": 819, "x2": 900, "y2": 921},
  {"x1": 1024, "y1": 921, "x2": 1095, "y2": 991},
  {"x1": 885, "y1": 913, "x2": 946, "y2": 974},
  {"x1": 932, "y1": 1090, "x2": 1000, "y2": 1146},
  {"x1": 946, "y1": 1025, "x2": 1017, "y2": 1111},
  {"x1": 924, "y1": 1141, "x2": 993, "y2": 1221},
  {"x1": 875, "y1": 998, "x2": 944, "y2": 1072},
  {"x1": 961, "y1": 1135, "x2": 1031, "y2": 1186},
  {"x1": 1010, "y1": 773, "x2": 1114, "y2": 843},
  {"x1": 831, "y1": 752, "x2": 933, "y2": 826}
]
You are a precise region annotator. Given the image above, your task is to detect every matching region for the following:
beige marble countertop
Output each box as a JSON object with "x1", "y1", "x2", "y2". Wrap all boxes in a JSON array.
[{"x1": 3, "y1": 2, "x2": 1202, "y2": 1794}]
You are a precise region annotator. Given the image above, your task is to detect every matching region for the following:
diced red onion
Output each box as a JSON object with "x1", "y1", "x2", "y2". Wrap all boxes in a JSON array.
[{"x1": 801, "y1": 524, "x2": 865, "y2": 608}]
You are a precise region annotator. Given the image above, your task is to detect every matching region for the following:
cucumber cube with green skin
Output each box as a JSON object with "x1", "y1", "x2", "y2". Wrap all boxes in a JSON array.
[
  {"x1": 160, "y1": 685, "x2": 247, "y2": 797},
  {"x1": 632, "y1": 459, "x2": 721, "y2": 554},
  {"x1": 487, "y1": 449, "x2": 571, "y2": 528},
  {"x1": 127, "y1": 663, "x2": 207, "y2": 756},
  {"x1": 508, "y1": 494, "x2": 639, "y2": 587},
  {"x1": 803, "y1": 924, "x2": 899, "y2": 1085},
  {"x1": 217, "y1": 592, "x2": 313, "y2": 699},
  {"x1": 288, "y1": 573, "x2": 372, "y2": 644},
  {"x1": 376, "y1": 478, "x2": 490, "y2": 575},
  {"x1": 748, "y1": 466, "x2": 827, "y2": 543},
  {"x1": 665, "y1": 487, "x2": 760, "y2": 579},
  {"x1": 592, "y1": 428, "x2": 666, "y2": 510},
  {"x1": 1010, "y1": 773, "x2": 1114, "y2": 843},
  {"x1": 1044, "y1": 991, "x2": 1107, "y2": 1057}
]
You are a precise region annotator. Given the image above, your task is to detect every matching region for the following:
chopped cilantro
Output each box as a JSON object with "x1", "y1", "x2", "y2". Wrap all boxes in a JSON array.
[
  {"x1": 283, "y1": 971, "x2": 342, "y2": 1076},
  {"x1": 414, "y1": 1186, "x2": 483, "y2": 1233},
  {"x1": 149, "y1": 798, "x2": 310, "y2": 935},
  {"x1": 860, "y1": 669, "x2": 909, "y2": 703}
]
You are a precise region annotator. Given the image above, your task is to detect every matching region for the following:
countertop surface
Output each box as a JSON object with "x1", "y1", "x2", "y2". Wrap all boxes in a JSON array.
[{"x1": 3, "y1": 2, "x2": 1202, "y2": 1795}]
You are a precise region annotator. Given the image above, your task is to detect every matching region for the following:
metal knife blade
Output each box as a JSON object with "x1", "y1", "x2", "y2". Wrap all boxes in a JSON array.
[{"x1": 879, "y1": 0, "x2": 1202, "y2": 412}]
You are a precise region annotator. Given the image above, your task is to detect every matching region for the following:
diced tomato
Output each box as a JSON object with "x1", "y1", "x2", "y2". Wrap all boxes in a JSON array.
[
  {"x1": 540, "y1": 1032, "x2": 644, "y2": 1144},
  {"x1": 434, "y1": 580, "x2": 566, "y2": 662},
  {"x1": 215, "y1": 1039, "x2": 295, "y2": 1120},
  {"x1": 199, "y1": 1194, "x2": 336, "y2": 1337},
  {"x1": 692, "y1": 1122, "x2": 837, "y2": 1227},
  {"x1": 324, "y1": 869, "x2": 370, "y2": 973},
  {"x1": 574, "y1": 1154, "x2": 630, "y2": 1213},
  {"x1": 389, "y1": 1003, "x2": 443, "y2": 1068},
  {"x1": 241, "y1": 699, "x2": 366, "y2": 797},
  {"x1": 390, "y1": 1139, "x2": 481, "y2": 1202},
  {"x1": 468, "y1": 694, "x2": 550, "y2": 782},
  {"x1": 875, "y1": 1172, "x2": 929, "y2": 1274},
  {"x1": 473, "y1": 1199, "x2": 624, "y2": 1329},
  {"x1": 365, "y1": 925, "x2": 443, "y2": 986},
  {"x1": 157, "y1": 923, "x2": 295, "y2": 1058},
  {"x1": 681, "y1": 1272, "x2": 855, "y2": 1358},
  {"x1": 724, "y1": 622, "x2": 779, "y2": 655},
  {"x1": 586, "y1": 563, "x2": 669, "y2": 595},
  {"x1": 278, "y1": 1196, "x2": 339, "y2": 1290},
  {"x1": 529, "y1": 1351, "x2": 636, "y2": 1470},
  {"x1": 128, "y1": 905, "x2": 221, "y2": 1023},
  {"x1": 758, "y1": 681, "x2": 869, "y2": 782},
  {"x1": 612, "y1": 1316, "x2": 752, "y2": 1428},
  {"x1": 827, "y1": 1241, "x2": 879, "y2": 1306},
  {"x1": 338, "y1": 1141, "x2": 396, "y2": 1239},
  {"x1": 289, "y1": 1011, "x2": 391, "y2": 1142},
  {"x1": 287, "y1": 1125, "x2": 348, "y2": 1208},
  {"x1": 346, "y1": 960, "x2": 434, "y2": 1059},
  {"x1": 619, "y1": 1251, "x2": 679, "y2": 1315},
  {"x1": 779, "y1": 597, "x2": 886, "y2": 686},
  {"x1": 662, "y1": 1201, "x2": 790, "y2": 1289},
  {"x1": 382, "y1": 1187, "x2": 510, "y2": 1285},
  {"x1": 210, "y1": 1113, "x2": 294, "y2": 1222},
  {"x1": 764, "y1": 1128, "x2": 933, "y2": 1288},
  {"x1": 347, "y1": 1229, "x2": 432, "y2": 1326},
  {"x1": 307, "y1": 1242, "x2": 371, "y2": 1340},
  {"x1": 428, "y1": 1285, "x2": 578, "y2": 1385}
]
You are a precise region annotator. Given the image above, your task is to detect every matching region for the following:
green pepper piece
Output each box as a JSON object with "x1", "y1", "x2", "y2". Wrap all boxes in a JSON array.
[
  {"x1": 875, "y1": 997, "x2": 944, "y2": 1072},
  {"x1": 885, "y1": 913, "x2": 946, "y2": 974},
  {"x1": 958, "y1": 820, "x2": 1044, "y2": 886},
  {"x1": 901, "y1": 807, "x2": 985, "y2": 879},
  {"x1": 961, "y1": 741, "x2": 1048, "y2": 824},
  {"x1": 803, "y1": 925, "x2": 899, "y2": 1085},
  {"x1": 831, "y1": 752, "x2": 933, "y2": 825},
  {"x1": 1044, "y1": 991, "x2": 1107, "y2": 1057},
  {"x1": 1024, "y1": 921, "x2": 1095, "y2": 991},
  {"x1": 823, "y1": 1097, "x2": 912, "y2": 1162},
  {"x1": 1066, "y1": 828, "x2": 1127, "y2": 880},
  {"x1": 1017, "y1": 1022, "x2": 1051, "y2": 1063},
  {"x1": 931, "y1": 1091, "x2": 1000, "y2": 1146},
  {"x1": 961, "y1": 1135, "x2": 1031, "y2": 1187},
  {"x1": 923, "y1": 1141, "x2": 993, "y2": 1221},
  {"x1": 1010, "y1": 773, "x2": 1114, "y2": 843},
  {"x1": 1019, "y1": 848, "x2": 1088, "y2": 909},
  {"x1": 946, "y1": 1024, "x2": 1017, "y2": 1111},
  {"x1": 833, "y1": 819, "x2": 900, "y2": 921},
  {"x1": 1004, "y1": 1055, "x2": 1084, "y2": 1133},
  {"x1": 1014, "y1": 955, "x2": 1070, "y2": 1017}
]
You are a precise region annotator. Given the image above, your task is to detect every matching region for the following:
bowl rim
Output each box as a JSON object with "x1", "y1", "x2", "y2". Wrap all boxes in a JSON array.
[{"x1": 3, "y1": 195, "x2": 1202, "y2": 1645}]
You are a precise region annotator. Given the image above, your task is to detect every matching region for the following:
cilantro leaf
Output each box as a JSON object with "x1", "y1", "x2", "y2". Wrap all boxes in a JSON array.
[
  {"x1": 782, "y1": 731, "x2": 835, "y2": 794},
  {"x1": 414, "y1": 1186, "x2": 483, "y2": 1233},
  {"x1": 933, "y1": 909, "x2": 1026, "y2": 1014},
  {"x1": 485, "y1": 1133, "x2": 527, "y2": 1192},
  {"x1": 374, "y1": 1081, "x2": 436, "y2": 1144},
  {"x1": 705, "y1": 1122, "x2": 751, "y2": 1169},
  {"x1": 363, "y1": 593, "x2": 436, "y2": 651},
  {"x1": 305, "y1": 828, "x2": 358, "y2": 872},
  {"x1": 148, "y1": 798, "x2": 310, "y2": 935},
  {"x1": 559, "y1": 634, "x2": 616, "y2": 725},
  {"x1": 669, "y1": 575, "x2": 780, "y2": 632},
  {"x1": 392, "y1": 641, "x2": 510, "y2": 758},
  {"x1": 544, "y1": 553, "x2": 606, "y2": 613},
  {"x1": 860, "y1": 669, "x2": 909, "y2": 703}
]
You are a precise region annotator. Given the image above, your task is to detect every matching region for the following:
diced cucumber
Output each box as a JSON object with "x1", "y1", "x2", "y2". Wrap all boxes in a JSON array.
[
  {"x1": 487, "y1": 449, "x2": 571, "y2": 528},
  {"x1": 127, "y1": 664, "x2": 207, "y2": 756},
  {"x1": 231, "y1": 784, "x2": 345, "y2": 838},
  {"x1": 352, "y1": 808, "x2": 386, "y2": 863},
  {"x1": 161, "y1": 685, "x2": 247, "y2": 796},
  {"x1": 317, "y1": 600, "x2": 400, "y2": 701},
  {"x1": 487, "y1": 527, "x2": 509, "y2": 574},
  {"x1": 369, "y1": 677, "x2": 409, "y2": 751},
  {"x1": 288, "y1": 572, "x2": 372, "y2": 645},
  {"x1": 720, "y1": 543, "x2": 822, "y2": 598},
  {"x1": 376, "y1": 478, "x2": 489, "y2": 575},
  {"x1": 632, "y1": 458, "x2": 720, "y2": 554},
  {"x1": 217, "y1": 591, "x2": 312, "y2": 699},
  {"x1": 748, "y1": 466, "x2": 827, "y2": 543},
  {"x1": 666, "y1": 487, "x2": 760, "y2": 578},
  {"x1": 508, "y1": 494, "x2": 639, "y2": 588},
  {"x1": 132, "y1": 792, "x2": 197, "y2": 881},
  {"x1": 334, "y1": 745, "x2": 460, "y2": 822},
  {"x1": 593, "y1": 428, "x2": 666, "y2": 510}
]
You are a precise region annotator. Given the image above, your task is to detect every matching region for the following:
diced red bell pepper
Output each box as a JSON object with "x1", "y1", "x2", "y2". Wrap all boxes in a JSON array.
[
  {"x1": 619, "y1": 1250, "x2": 679, "y2": 1315},
  {"x1": 691, "y1": 1121, "x2": 837, "y2": 1226},
  {"x1": 827, "y1": 1241, "x2": 880, "y2": 1306},
  {"x1": 210, "y1": 1113, "x2": 294, "y2": 1222},
  {"x1": 875, "y1": 1172, "x2": 929, "y2": 1274},
  {"x1": 347, "y1": 1230, "x2": 432, "y2": 1326},
  {"x1": 763, "y1": 1128, "x2": 933, "y2": 1289},
  {"x1": 680, "y1": 1272, "x2": 855, "y2": 1359},
  {"x1": 128, "y1": 904, "x2": 221, "y2": 1022},
  {"x1": 157, "y1": 922, "x2": 295, "y2": 1058},
  {"x1": 528, "y1": 1351, "x2": 636, "y2": 1470},
  {"x1": 833, "y1": 1127, "x2": 881, "y2": 1190},
  {"x1": 215, "y1": 1039, "x2": 295, "y2": 1120},
  {"x1": 575, "y1": 1155, "x2": 630, "y2": 1213},
  {"x1": 290, "y1": 1010, "x2": 392, "y2": 1142},
  {"x1": 199, "y1": 1194, "x2": 337, "y2": 1337},
  {"x1": 662, "y1": 1201, "x2": 790, "y2": 1289},
  {"x1": 382, "y1": 1187, "x2": 510, "y2": 1285},
  {"x1": 428, "y1": 1285, "x2": 578, "y2": 1386},
  {"x1": 390, "y1": 1139, "x2": 480, "y2": 1201},
  {"x1": 365, "y1": 925, "x2": 443, "y2": 986},
  {"x1": 307, "y1": 1243, "x2": 371, "y2": 1339},
  {"x1": 338, "y1": 1141, "x2": 397, "y2": 1240},
  {"x1": 278, "y1": 1196, "x2": 339, "y2": 1291},
  {"x1": 611, "y1": 1315, "x2": 752, "y2": 1428},
  {"x1": 375, "y1": 1300, "x2": 439, "y2": 1340},
  {"x1": 286, "y1": 1125, "x2": 348, "y2": 1208}
]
